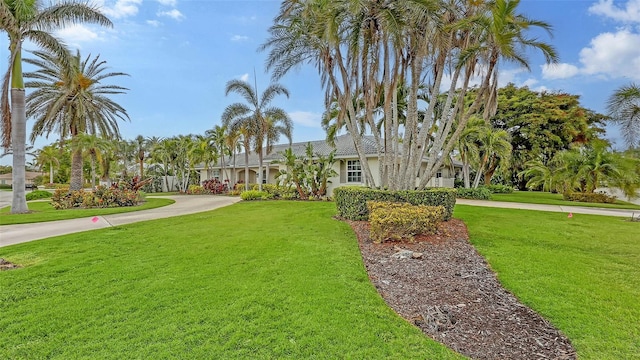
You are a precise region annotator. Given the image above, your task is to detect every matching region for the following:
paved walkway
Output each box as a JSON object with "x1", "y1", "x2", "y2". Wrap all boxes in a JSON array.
[
  {"x1": 2, "y1": 195, "x2": 637, "y2": 249},
  {"x1": 0, "y1": 195, "x2": 241, "y2": 248},
  {"x1": 456, "y1": 199, "x2": 640, "y2": 218}
]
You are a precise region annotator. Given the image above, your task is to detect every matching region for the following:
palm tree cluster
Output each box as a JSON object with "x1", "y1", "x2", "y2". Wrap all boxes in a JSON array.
[
  {"x1": 261, "y1": 0, "x2": 558, "y2": 190},
  {"x1": 520, "y1": 140, "x2": 640, "y2": 198}
]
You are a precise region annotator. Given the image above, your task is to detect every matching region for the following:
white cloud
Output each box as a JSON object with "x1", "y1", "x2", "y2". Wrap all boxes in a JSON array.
[
  {"x1": 521, "y1": 78, "x2": 539, "y2": 87},
  {"x1": 231, "y1": 35, "x2": 249, "y2": 42},
  {"x1": 288, "y1": 111, "x2": 322, "y2": 128},
  {"x1": 146, "y1": 20, "x2": 161, "y2": 27},
  {"x1": 579, "y1": 30, "x2": 640, "y2": 80},
  {"x1": 541, "y1": 63, "x2": 580, "y2": 80},
  {"x1": 157, "y1": 9, "x2": 185, "y2": 21},
  {"x1": 95, "y1": 0, "x2": 142, "y2": 19},
  {"x1": 239, "y1": 73, "x2": 250, "y2": 82},
  {"x1": 55, "y1": 25, "x2": 101, "y2": 47},
  {"x1": 157, "y1": 0, "x2": 177, "y2": 6},
  {"x1": 589, "y1": 0, "x2": 640, "y2": 23}
]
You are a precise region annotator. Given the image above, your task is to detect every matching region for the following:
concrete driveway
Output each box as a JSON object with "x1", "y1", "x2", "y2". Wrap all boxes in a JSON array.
[{"x1": 0, "y1": 195, "x2": 241, "y2": 248}]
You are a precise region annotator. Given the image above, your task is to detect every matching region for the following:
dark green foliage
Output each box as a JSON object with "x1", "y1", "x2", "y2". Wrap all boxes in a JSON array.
[
  {"x1": 334, "y1": 186, "x2": 456, "y2": 221},
  {"x1": 456, "y1": 187, "x2": 492, "y2": 200},
  {"x1": 25, "y1": 190, "x2": 52, "y2": 201},
  {"x1": 562, "y1": 192, "x2": 616, "y2": 204},
  {"x1": 260, "y1": 184, "x2": 299, "y2": 200},
  {"x1": 484, "y1": 184, "x2": 514, "y2": 193}
]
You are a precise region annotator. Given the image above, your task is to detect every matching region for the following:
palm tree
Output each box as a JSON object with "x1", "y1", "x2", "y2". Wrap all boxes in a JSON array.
[
  {"x1": 75, "y1": 133, "x2": 110, "y2": 187},
  {"x1": 221, "y1": 78, "x2": 292, "y2": 191},
  {"x1": 456, "y1": 118, "x2": 484, "y2": 188},
  {"x1": 191, "y1": 133, "x2": 218, "y2": 181},
  {"x1": 134, "y1": 135, "x2": 148, "y2": 179},
  {"x1": 150, "y1": 138, "x2": 176, "y2": 192},
  {"x1": 606, "y1": 82, "x2": 640, "y2": 148},
  {"x1": 24, "y1": 49, "x2": 129, "y2": 190},
  {"x1": 205, "y1": 125, "x2": 228, "y2": 180},
  {"x1": 35, "y1": 144, "x2": 60, "y2": 184},
  {"x1": 1, "y1": 0, "x2": 111, "y2": 212},
  {"x1": 114, "y1": 139, "x2": 136, "y2": 179},
  {"x1": 472, "y1": 126, "x2": 512, "y2": 188},
  {"x1": 224, "y1": 127, "x2": 242, "y2": 185}
]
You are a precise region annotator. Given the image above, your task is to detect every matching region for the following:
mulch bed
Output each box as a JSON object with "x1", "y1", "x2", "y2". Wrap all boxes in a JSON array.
[{"x1": 347, "y1": 218, "x2": 577, "y2": 360}]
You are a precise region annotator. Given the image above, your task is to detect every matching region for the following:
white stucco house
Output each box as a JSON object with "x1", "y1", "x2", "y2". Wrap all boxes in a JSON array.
[{"x1": 194, "y1": 134, "x2": 461, "y2": 195}]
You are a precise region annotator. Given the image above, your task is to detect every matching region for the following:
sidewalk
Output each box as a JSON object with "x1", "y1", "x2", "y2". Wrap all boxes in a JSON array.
[
  {"x1": 0, "y1": 195, "x2": 241, "y2": 248},
  {"x1": 456, "y1": 199, "x2": 640, "y2": 218}
]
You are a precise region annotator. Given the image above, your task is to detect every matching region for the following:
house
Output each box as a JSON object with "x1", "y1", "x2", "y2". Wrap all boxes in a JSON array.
[
  {"x1": 194, "y1": 134, "x2": 461, "y2": 195},
  {"x1": 0, "y1": 171, "x2": 42, "y2": 188}
]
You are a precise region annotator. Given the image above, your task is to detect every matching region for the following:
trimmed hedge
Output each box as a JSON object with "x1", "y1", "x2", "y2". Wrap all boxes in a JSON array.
[
  {"x1": 456, "y1": 187, "x2": 492, "y2": 200},
  {"x1": 368, "y1": 201, "x2": 444, "y2": 243},
  {"x1": 563, "y1": 192, "x2": 616, "y2": 204},
  {"x1": 334, "y1": 186, "x2": 456, "y2": 221},
  {"x1": 483, "y1": 184, "x2": 514, "y2": 194},
  {"x1": 240, "y1": 190, "x2": 273, "y2": 201},
  {"x1": 26, "y1": 190, "x2": 52, "y2": 201},
  {"x1": 51, "y1": 186, "x2": 142, "y2": 209}
]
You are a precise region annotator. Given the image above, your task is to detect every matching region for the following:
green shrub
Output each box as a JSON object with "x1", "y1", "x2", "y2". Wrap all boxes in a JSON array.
[
  {"x1": 367, "y1": 201, "x2": 444, "y2": 243},
  {"x1": 186, "y1": 185, "x2": 205, "y2": 194},
  {"x1": 0, "y1": 184, "x2": 12, "y2": 189},
  {"x1": 563, "y1": 192, "x2": 616, "y2": 204},
  {"x1": 261, "y1": 184, "x2": 299, "y2": 200},
  {"x1": 51, "y1": 186, "x2": 143, "y2": 209},
  {"x1": 456, "y1": 187, "x2": 492, "y2": 200},
  {"x1": 483, "y1": 184, "x2": 514, "y2": 194},
  {"x1": 26, "y1": 190, "x2": 52, "y2": 201},
  {"x1": 333, "y1": 186, "x2": 456, "y2": 221},
  {"x1": 240, "y1": 190, "x2": 273, "y2": 201}
]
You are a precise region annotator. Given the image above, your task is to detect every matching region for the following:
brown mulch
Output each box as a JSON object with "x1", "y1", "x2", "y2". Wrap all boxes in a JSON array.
[{"x1": 348, "y1": 218, "x2": 576, "y2": 360}]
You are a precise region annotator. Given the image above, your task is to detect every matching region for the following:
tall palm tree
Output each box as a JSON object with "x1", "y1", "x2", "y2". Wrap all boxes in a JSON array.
[
  {"x1": 606, "y1": 82, "x2": 640, "y2": 148},
  {"x1": 1, "y1": 0, "x2": 111, "y2": 212},
  {"x1": 24, "y1": 49, "x2": 129, "y2": 190},
  {"x1": 35, "y1": 144, "x2": 60, "y2": 184},
  {"x1": 456, "y1": 117, "x2": 484, "y2": 188},
  {"x1": 150, "y1": 137, "x2": 176, "y2": 192},
  {"x1": 114, "y1": 139, "x2": 136, "y2": 179},
  {"x1": 221, "y1": 78, "x2": 292, "y2": 191}
]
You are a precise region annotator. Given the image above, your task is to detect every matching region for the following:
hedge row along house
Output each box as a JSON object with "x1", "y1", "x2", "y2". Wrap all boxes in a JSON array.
[{"x1": 194, "y1": 135, "x2": 462, "y2": 196}]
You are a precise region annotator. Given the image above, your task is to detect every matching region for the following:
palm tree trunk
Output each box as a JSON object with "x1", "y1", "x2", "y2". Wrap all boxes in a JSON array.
[
  {"x1": 258, "y1": 149, "x2": 264, "y2": 191},
  {"x1": 139, "y1": 159, "x2": 144, "y2": 179},
  {"x1": 10, "y1": 88, "x2": 28, "y2": 213},
  {"x1": 70, "y1": 147, "x2": 84, "y2": 190},
  {"x1": 244, "y1": 146, "x2": 250, "y2": 191},
  {"x1": 91, "y1": 157, "x2": 97, "y2": 187},
  {"x1": 49, "y1": 161, "x2": 54, "y2": 184}
]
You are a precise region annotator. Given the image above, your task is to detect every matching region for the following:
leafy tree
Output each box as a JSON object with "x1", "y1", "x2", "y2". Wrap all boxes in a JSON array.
[
  {"x1": 25, "y1": 49, "x2": 129, "y2": 190},
  {"x1": 75, "y1": 133, "x2": 110, "y2": 187},
  {"x1": 1, "y1": 0, "x2": 111, "y2": 212},
  {"x1": 487, "y1": 83, "x2": 605, "y2": 188},
  {"x1": 472, "y1": 126, "x2": 512, "y2": 188},
  {"x1": 606, "y1": 82, "x2": 640, "y2": 149}
]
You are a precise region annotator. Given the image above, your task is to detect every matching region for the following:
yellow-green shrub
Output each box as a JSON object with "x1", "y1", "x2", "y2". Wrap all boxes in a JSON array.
[{"x1": 367, "y1": 201, "x2": 444, "y2": 243}]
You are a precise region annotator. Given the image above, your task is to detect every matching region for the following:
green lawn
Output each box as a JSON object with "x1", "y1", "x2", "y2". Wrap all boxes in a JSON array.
[
  {"x1": 491, "y1": 191, "x2": 640, "y2": 210},
  {"x1": 0, "y1": 198, "x2": 175, "y2": 225},
  {"x1": 455, "y1": 205, "x2": 640, "y2": 359},
  {"x1": 0, "y1": 201, "x2": 460, "y2": 359}
]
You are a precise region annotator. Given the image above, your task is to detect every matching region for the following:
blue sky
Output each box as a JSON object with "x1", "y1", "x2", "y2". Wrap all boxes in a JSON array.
[{"x1": 2, "y1": 0, "x2": 640, "y2": 166}]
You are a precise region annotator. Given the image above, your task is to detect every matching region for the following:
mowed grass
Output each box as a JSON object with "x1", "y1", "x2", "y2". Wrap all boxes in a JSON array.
[
  {"x1": 0, "y1": 201, "x2": 460, "y2": 359},
  {"x1": 491, "y1": 191, "x2": 640, "y2": 210},
  {"x1": 455, "y1": 205, "x2": 640, "y2": 359},
  {"x1": 0, "y1": 197, "x2": 175, "y2": 225}
]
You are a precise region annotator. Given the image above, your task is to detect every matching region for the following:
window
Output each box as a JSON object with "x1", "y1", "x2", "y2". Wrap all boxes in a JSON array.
[
  {"x1": 347, "y1": 160, "x2": 362, "y2": 183},
  {"x1": 212, "y1": 169, "x2": 220, "y2": 180},
  {"x1": 436, "y1": 172, "x2": 442, "y2": 178},
  {"x1": 262, "y1": 170, "x2": 267, "y2": 184}
]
